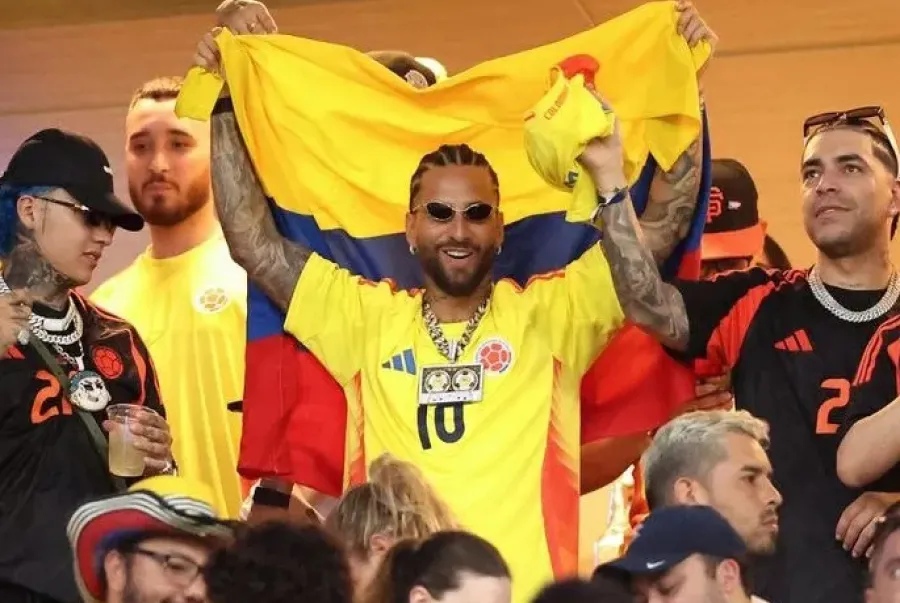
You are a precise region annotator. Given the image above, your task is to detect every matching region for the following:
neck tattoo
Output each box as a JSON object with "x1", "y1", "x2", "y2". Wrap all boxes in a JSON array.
[{"x1": 3, "y1": 236, "x2": 74, "y2": 310}]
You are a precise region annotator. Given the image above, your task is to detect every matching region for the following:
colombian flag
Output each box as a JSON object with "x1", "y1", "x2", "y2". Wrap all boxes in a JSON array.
[{"x1": 177, "y1": 1, "x2": 710, "y2": 496}]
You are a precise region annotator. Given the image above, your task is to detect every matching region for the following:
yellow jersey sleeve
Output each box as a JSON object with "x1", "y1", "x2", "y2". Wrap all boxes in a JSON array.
[
  {"x1": 284, "y1": 253, "x2": 399, "y2": 385},
  {"x1": 521, "y1": 243, "x2": 624, "y2": 375}
]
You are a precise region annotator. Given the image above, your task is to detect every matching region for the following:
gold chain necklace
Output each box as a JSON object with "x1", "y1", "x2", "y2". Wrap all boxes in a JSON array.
[{"x1": 422, "y1": 294, "x2": 490, "y2": 363}]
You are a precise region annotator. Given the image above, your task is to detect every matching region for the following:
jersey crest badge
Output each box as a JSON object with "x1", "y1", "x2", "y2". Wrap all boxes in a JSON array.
[
  {"x1": 194, "y1": 286, "x2": 231, "y2": 314},
  {"x1": 92, "y1": 345, "x2": 124, "y2": 380},
  {"x1": 476, "y1": 338, "x2": 514, "y2": 374}
]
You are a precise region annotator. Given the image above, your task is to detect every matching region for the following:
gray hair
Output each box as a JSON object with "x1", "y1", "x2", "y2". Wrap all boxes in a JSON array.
[{"x1": 642, "y1": 410, "x2": 770, "y2": 510}]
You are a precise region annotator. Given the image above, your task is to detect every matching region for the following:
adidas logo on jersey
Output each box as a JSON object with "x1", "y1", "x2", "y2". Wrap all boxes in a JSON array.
[
  {"x1": 774, "y1": 329, "x2": 813, "y2": 352},
  {"x1": 381, "y1": 349, "x2": 417, "y2": 375}
]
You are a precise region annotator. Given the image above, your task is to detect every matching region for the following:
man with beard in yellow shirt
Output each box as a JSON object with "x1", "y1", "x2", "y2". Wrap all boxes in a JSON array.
[{"x1": 92, "y1": 77, "x2": 246, "y2": 517}]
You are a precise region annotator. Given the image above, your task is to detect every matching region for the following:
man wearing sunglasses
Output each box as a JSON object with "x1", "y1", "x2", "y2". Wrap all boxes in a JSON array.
[
  {"x1": 593, "y1": 105, "x2": 900, "y2": 603},
  {"x1": 0, "y1": 129, "x2": 175, "y2": 603}
]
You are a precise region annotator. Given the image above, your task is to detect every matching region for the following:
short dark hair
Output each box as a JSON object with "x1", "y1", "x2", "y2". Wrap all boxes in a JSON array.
[
  {"x1": 129, "y1": 76, "x2": 184, "y2": 109},
  {"x1": 806, "y1": 120, "x2": 899, "y2": 177},
  {"x1": 204, "y1": 521, "x2": 352, "y2": 603},
  {"x1": 367, "y1": 530, "x2": 509, "y2": 603},
  {"x1": 535, "y1": 577, "x2": 631, "y2": 603},
  {"x1": 868, "y1": 515, "x2": 900, "y2": 587},
  {"x1": 700, "y1": 554, "x2": 753, "y2": 597},
  {"x1": 408, "y1": 144, "x2": 500, "y2": 210},
  {"x1": 368, "y1": 50, "x2": 437, "y2": 87},
  {"x1": 761, "y1": 235, "x2": 791, "y2": 270}
]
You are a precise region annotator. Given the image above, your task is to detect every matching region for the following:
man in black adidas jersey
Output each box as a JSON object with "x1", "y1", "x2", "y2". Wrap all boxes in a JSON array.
[
  {"x1": 837, "y1": 304, "x2": 900, "y2": 492},
  {"x1": 0, "y1": 129, "x2": 175, "y2": 603},
  {"x1": 595, "y1": 106, "x2": 900, "y2": 603}
]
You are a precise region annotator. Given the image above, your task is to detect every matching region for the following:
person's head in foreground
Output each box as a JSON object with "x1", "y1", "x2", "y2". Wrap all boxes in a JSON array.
[
  {"x1": 405, "y1": 144, "x2": 504, "y2": 302},
  {"x1": 643, "y1": 410, "x2": 781, "y2": 555},
  {"x1": 866, "y1": 514, "x2": 900, "y2": 603},
  {"x1": 204, "y1": 520, "x2": 353, "y2": 603},
  {"x1": 598, "y1": 505, "x2": 754, "y2": 603},
  {"x1": 125, "y1": 75, "x2": 214, "y2": 232},
  {"x1": 701, "y1": 159, "x2": 766, "y2": 277},
  {"x1": 367, "y1": 50, "x2": 443, "y2": 89},
  {"x1": 801, "y1": 106, "x2": 900, "y2": 260},
  {"x1": 0, "y1": 128, "x2": 143, "y2": 291},
  {"x1": 325, "y1": 454, "x2": 458, "y2": 596},
  {"x1": 366, "y1": 530, "x2": 511, "y2": 603},
  {"x1": 532, "y1": 576, "x2": 631, "y2": 603},
  {"x1": 67, "y1": 475, "x2": 234, "y2": 603},
  {"x1": 756, "y1": 234, "x2": 791, "y2": 270}
]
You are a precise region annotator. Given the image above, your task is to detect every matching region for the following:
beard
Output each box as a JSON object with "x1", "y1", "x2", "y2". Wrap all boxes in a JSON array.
[
  {"x1": 418, "y1": 243, "x2": 496, "y2": 297},
  {"x1": 129, "y1": 172, "x2": 210, "y2": 227},
  {"x1": 122, "y1": 570, "x2": 159, "y2": 603}
]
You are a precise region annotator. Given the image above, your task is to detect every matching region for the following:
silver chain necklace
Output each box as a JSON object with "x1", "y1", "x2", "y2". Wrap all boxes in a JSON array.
[
  {"x1": 808, "y1": 265, "x2": 900, "y2": 323},
  {"x1": 0, "y1": 275, "x2": 85, "y2": 369},
  {"x1": 422, "y1": 295, "x2": 490, "y2": 363}
]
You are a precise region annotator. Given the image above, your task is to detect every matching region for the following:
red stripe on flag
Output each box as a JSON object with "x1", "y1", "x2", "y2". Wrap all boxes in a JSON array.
[{"x1": 580, "y1": 325, "x2": 695, "y2": 441}]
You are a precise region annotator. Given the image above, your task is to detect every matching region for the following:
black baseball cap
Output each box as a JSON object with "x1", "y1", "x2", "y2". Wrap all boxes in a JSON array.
[
  {"x1": 703, "y1": 158, "x2": 765, "y2": 261},
  {"x1": 0, "y1": 128, "x2": 144, "y2": 232},
  {"x1": 596, "y1": 505, "x2": 747, "y2": 576}
]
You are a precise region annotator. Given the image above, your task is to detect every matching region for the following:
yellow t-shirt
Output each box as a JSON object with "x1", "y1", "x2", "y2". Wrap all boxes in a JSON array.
[
  {"x1": 91, "y1": 234, "x2": 246, "y2": 518},
  {"x1": 284, "y1": 244, "x2": 624, "y2": 603}
]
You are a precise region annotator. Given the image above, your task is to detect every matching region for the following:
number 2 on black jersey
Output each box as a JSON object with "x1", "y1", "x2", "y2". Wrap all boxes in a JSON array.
[
  {"x1": 815, "y1": 378, "x2": 850, "y2": 435},
  {"x1": 417, "y1": 404, "x2": 467, "y2": 450}
]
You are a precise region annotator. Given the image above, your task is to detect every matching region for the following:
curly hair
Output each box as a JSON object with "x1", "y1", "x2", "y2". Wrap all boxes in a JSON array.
[
  {"x1": 0, "y1": 183, "x2": 53, "y2": 257},
  {"x1": 204, "y1": 521, "x2": 352, "y2": 603}
]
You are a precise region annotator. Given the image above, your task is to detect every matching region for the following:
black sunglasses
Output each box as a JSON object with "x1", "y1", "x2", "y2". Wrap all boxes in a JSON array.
[
  {"x1": 414, "y1": 201, "x2": 495, "y2": 223},
  {"x1": 34, "y1": 196, "x2": 116, "y2": 231}
]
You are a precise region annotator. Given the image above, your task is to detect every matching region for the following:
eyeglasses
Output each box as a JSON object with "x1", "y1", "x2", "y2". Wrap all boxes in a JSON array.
[
  {"x1": 33, "y1": 196, "x2": 116, "y2": 231},
  {"x1": 130, "y1": 548, "x2": 206, "y2": 588},
  {"x1": 413, "y1": 201, "x2": 495, "y2": 223}
]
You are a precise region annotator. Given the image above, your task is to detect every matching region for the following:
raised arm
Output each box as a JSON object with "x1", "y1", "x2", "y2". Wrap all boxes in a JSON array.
[
  {"x1": 210, "y1": 108, "x2": 311, "y2": 311},
  {"x1": 640, "y1": 1, "x2": 715, "y2": 265},
  {"x1": 576, "y1": 95, "x2": 690, "y2": 350},
  {"x1": 193, "y1": 24, "x2": 310, "y2": 312},
  {"x1": 591, "y1": 183, "x2": 690, "y2": 352},
  {"x1": 640, "y1": 135, "x2": 703, "y2": 265}
]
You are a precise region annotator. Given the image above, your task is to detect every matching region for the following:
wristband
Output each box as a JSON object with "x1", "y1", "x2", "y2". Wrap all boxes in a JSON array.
[
  {"x1": 212, "y1": 96, "x2": 234, "y2": 115},
  {"x1": 252, "y1": 486, "x2": 292, "y2": 508}
]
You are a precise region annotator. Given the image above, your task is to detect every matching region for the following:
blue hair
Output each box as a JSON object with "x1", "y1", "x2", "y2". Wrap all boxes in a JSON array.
[{"x1": 0, "y1": 183, "x2": 54, "y2": 257}]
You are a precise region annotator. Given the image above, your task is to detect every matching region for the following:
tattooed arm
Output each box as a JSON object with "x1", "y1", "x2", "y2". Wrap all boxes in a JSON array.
[
  {"x1": 210, "y1": 109, "x2": 311, "y2": 311},
  {"x1": 640, "y1": 136, "x2": 703, "y2": 265},
  {"x1": 592, "y1": 193, "x2": 690, "y2": 351}
]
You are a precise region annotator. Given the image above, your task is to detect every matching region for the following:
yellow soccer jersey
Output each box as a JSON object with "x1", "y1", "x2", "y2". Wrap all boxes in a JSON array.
[
  {"x1": 91, "y1": 234, "x2": 246, "y2": 518},
  {"x1": 284, "y1": 244, "x2": 624, "y2": 603}
]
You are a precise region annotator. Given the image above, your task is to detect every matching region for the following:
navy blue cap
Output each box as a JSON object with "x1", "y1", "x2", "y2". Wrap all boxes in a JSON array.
[{"x1": 598, "y1": 506, "x2": 746, "y2": 576}]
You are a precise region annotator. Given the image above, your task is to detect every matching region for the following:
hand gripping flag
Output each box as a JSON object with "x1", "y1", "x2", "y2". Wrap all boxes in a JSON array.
[{"x1": 176, "y1": 0, "x2": 711, "y2": 495}]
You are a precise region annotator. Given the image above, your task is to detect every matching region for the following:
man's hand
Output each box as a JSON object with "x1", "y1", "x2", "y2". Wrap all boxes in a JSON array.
[
  {"x1": 676, "y1": 0, "x2": 718, "y2": 80},
  {"x1": 680, "y1": 373, "x2": 734, "y2": 415},
  {"x1": 836, "y1": 491, "x2": 900, "y2": 558},
  {"x1": 104, "y1": 408, "x2": 174, "y2": 476},
  {"x1": 576, "y1": 93, "x2": 627, "y2": 193},
  {"x1": 216, "y1": 0, "x2": 277, "y2": 34},
  {"x1": 0, "y1": 290, "x2": 33, "y2": 353}
]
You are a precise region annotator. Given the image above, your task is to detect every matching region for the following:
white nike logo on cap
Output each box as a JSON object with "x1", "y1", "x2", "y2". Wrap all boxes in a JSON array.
[
  {"x1": 646, "y1": 560, "x2": 666, "y2": 569},
  {"x1": 103, "y1": 166, "x2": 113, "y2": 175}
]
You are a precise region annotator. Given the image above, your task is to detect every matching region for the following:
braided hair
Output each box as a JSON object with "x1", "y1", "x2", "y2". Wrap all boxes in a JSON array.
[{"x1": 408, "y1": 144, "x2": 500, "y2": 209}]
